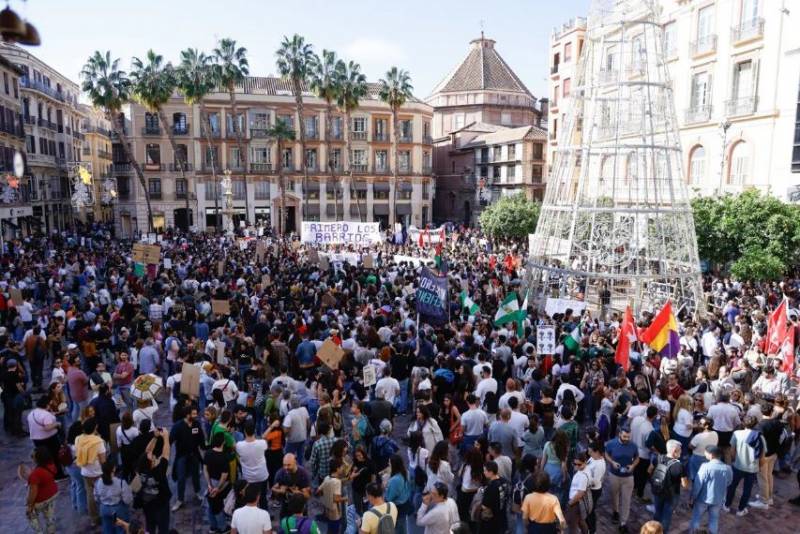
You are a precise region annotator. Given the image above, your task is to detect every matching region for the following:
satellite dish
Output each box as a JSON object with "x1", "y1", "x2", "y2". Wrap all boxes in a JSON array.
[{"x1": 13, "y1": 150, "x2": 24, "y2": 178}]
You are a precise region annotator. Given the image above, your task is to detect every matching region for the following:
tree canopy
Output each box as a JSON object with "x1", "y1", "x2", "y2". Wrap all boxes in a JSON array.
[{"x1": 479, "y1": 193, "x2": 541, "y2": 239}]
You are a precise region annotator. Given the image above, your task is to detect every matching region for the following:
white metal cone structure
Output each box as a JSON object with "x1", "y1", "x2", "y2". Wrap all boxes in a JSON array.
[{"x1": 527, "y1": 0, "x2": 705, "y2": 317}]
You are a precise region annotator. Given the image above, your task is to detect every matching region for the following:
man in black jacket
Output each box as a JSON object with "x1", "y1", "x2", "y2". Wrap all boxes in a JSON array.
[{"x1": 169, "y1": 404, "x2": 206, "y2": 510}]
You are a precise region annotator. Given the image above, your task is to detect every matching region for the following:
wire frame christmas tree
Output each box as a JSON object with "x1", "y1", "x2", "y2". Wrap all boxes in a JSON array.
[{"x1": 527, "y1": 0, "x2": 705, "y2": 317}]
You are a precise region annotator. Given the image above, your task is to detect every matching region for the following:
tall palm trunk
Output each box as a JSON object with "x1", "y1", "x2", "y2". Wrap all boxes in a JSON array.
[
  {"x1": 199, "y1": 99, "x2": 221, "y2": 232},
  {"x1": 277, "y1": 137, "x2": 285, "y2": 235},
  {"x1": 110, "y1": 111, "x2": 153, "y2": 233},
  {"x1": 324, "y1": 101, "x2": 336, "y2": 221},
  {"x1": 293, "y1": 79, "x2": 309, "y2": 218},
  {"x1": 155, "y1": 109, "x2": 190, "y2": 230},
  {"x1": 344, "y1": 110, "x2": 362, "y2": 222},
  {"x1": 391, "y1": 107, "x2": 399, "y2": 228},
  {"x1": 228, "y1": 87, "x2": 250, "y2": 224}
]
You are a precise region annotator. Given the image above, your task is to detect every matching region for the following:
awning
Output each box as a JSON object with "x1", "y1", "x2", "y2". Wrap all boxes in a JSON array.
[
  {"x1": 373, "y1": 204, "x2": 389, "y2": 215},
  {"x1": 399, "y1": 182, "x2": 413, "y2": 192},
  {"x1": 373, "y1": 182, "x2": 390, "y2": 192},
  {"x1": 396, "y1": 204, "x2": 412, "y2": 215},
  {"x1": 303, "y1": 204, "x2": 320, "y2": 216}
]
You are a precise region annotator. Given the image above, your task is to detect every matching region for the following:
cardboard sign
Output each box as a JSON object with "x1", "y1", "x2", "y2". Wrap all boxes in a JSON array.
[
  {"x1": 132, "y1": 243, "x2": 161, "y2": 265},
  {"x1": 215, "y1": 341, "x2": 226, "y2": 364},
  {"x1": 180, "y1": 362, "x2": 201, "y2": 398},
  {"x1": 261, "y1": 274, "x2": 271, "y2": 287},
  {"x1": 317, "y1": 339, "x2": 345, "y2": 370},
  {"x1": 544, "y1": 298, "x2": 587, "y2": 318},
  {"x1": 363, "y1": 254, "x2": 374, "y2": 269},
  {"x1": 536, "y1": 325, "x2": 556, "y2": 355},
  {"x1": 363, "y1": 364, "x2": 377, "y2": 387},
  {"x1": 217, "y1": 260, "x2": 225, "y2": 277},
  {"x1": 9, "y1": 287, "x2": 23, "y2": 306},
  {"x1": 212, "y1": 299, "x2": 231, "y2": 315}
]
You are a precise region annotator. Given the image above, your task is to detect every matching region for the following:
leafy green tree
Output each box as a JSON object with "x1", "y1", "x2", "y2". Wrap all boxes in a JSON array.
[
  {"x1": 730, "y1": 248, "x2": 785, "y2": 281},
  {"x1": 479, "y1": 193, "x2": 541, "y2": 239},
  {"x1": 266, "y1": 120, "x2": 296, "y2": 235},
  {"x1": 378, "y1": 67, "x2": 413, "y2": 226},
  {"x1": 335, "y1": 60, "x2": 368, "y2": 221}
]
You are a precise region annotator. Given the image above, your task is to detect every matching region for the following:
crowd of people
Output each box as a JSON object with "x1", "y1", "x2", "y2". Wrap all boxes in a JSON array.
[{"x1": 1, "y1": 222, "x2": 799, "y2": 534}]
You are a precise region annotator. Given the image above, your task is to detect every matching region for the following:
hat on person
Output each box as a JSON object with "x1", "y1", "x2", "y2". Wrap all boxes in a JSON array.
[
  {"x1": 67, "y1": 343, "x2": 78, "y2": 350},
  {"x1": 6, "y1": 358, "x2": 17, "y2": 367}
]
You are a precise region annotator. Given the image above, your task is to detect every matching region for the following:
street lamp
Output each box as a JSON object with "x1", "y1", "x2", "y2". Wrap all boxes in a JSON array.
[{"x1": 718, "y1": 120, "x2": 731, "y2": 194}]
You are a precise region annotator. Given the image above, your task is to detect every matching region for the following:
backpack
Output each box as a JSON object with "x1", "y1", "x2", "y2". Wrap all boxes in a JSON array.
[
  {"x1": 512, "y1": 473, "x2": 532, "y2": 512},
  {"x1": 650, "y1": 456, "x2": 679, "y2": 497},
  {"x1": 367, "y1": 503, "x2": 396, "y2": 534},
  {"x1": 483, "y1": 391, "x2": 499, "y2": 414},
  {"x1": 280, "y1": 516, "x2": 313, "y2": 534},
  {"x1": 469, "y1": 486, "x2": 486, "y2": 522}
]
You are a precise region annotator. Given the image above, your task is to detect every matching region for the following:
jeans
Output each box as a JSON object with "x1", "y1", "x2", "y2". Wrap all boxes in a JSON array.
[
  {"x1": 725, "y1": 467, "x2": 756, "y2": 512},
  {"x1": 206, "y1": 477, "x2": 227, "y2": 531},
  {"x1": 653, "y1": 493, "x2": 679, "y2": 533},
  {"x1": 70, "y1": 398, "x2": 89, "y2": 423},
  {"x1": 286, "y1": 441, "x2": 305, "y2": 465},
  {"x1": 398, "y1": 378, "x2": 410, "y2": 414},
  {"x1": 100, "y1": 502, "x2": 130, "y2": 534},
  {"x1": 143, "y1": 501, "x2": 170, "y2": 534},
  {"x1": 174, "y1": 454, "x2": 201, "y2": 502},
  {"x1": 66, "y1": 463, "x2": 87, "y2": 513},
  {"x1": 687, "y1": 455, "x2": 707, "y2": 484},
  {"x1": 690, "y1": 502, "x2": 721, "y2": 534}
]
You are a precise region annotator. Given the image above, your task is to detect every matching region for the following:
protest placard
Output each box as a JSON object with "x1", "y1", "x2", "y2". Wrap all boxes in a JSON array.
[
  {"x1": 162, "y1": 258, "x2": 172, "y2": 269},
  {"x1": 180, "y1": 362, "x2": 201, "y2": 397},
  {"x1": 363, "y1": 364, "x2": 377, "y2": 387},
  {"x1": 215, "y1": 341, "x2": 226, "y2": 364},
  {"x1": 317, "y1": 339, "x2": 345, "y2": 370},
  {"x1": 301, "y1": 221, "x2": 383, "y2": 246},
  {"x1": 9, "y1": 287, "x2": 23, "y2": 306},
  {"x1": 544, "y1": 298, "x2": 587, "y2": 318},
  {"x1": 212, "y1": 299, "x2": 230, "y2": 315},
  {"x1": 261, "y1": 274, "x2": 271, "y2": 287},
  {"x1": 132, "y1": 243, "x2": 161, "y2": 265},
  {"x1": 536, "y1": 325, "x2": 556, "y2": 355},
  {"x1": 363, "y1": 254, "x2": 374, "y2": 269}
]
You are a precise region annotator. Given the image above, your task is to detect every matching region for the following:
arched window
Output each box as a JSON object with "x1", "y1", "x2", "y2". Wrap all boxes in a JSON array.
[
  {"x1": 728, "y1": 141, "x2": 750, "y2": 185},
  {"x1": 689, "y1": 145, "x2": 705, "y2": 185},
  {"x1": 600, "y1": 155, "x2": 613, "y2": 181}
]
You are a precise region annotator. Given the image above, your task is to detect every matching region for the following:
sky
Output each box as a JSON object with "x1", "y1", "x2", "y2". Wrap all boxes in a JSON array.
[{"x1": 23, "y1": 0, "x2": 590, "y2": 100}]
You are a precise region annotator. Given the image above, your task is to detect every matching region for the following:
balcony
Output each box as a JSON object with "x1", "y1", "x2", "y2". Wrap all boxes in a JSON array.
[
  {"x1": 172, "y1": 124, "x2": 190, "y2": 136},
  {"x1": 351, "y1": 131, "x2": 367, "y2": 141},
  {"x1": 374, "y1": 165, "x2": 391, "y2": 175},
  {"x1": 731, "y1": 17, "x2": 764, "y2": 43},
  {"x1": 142, "y1": 126, "x2": 161, "y2": 136},
  {"x1": 37, "y1": 118, "x2": 55, "y2": 130},
  {"x1": 726, "y1": 96, "x2": 758, "y2": 117},
  {"x1": 23, "y1": 115, "x2": 35, "y2": 125},
  {"x1": 149, "y1": 191, "x2": 162, "y2": 200},
  {"x1": 250, "y1": 162, "x2": 273, "y2": 173},
  {"x1": 351, "y1": 164, "x2": 368, "y2": 174},
  {"x1": 82, "y1": 147, "x2": 91, "y2": 156},
  {"x1": 209, "y1": 130, "x2": 222, "y2": 138},
  {"x1": 169, "y1": 162, "x2": 193, "y2": 171},
  {"x1": 399, "y1": 135, "x2": 413, "y2": 144},
  {"x1": 549, "y1": 130, "x2": 557, "y2": 140},
  {"x1": 73, "y1": 131, "x2": 85, "y2": 140},
  {"x1": 551, "y1": 64, "x2": 559, "y2": 75},
  {"x1": 597, "y1": 69, "x2": 618, "y2": 85},
  {"x1": 251, "y1": 128, "x2": 269, "y2": 138},
  {"x1": 20, "y1": 77, "x2": 66, "y2": 102},
  {"x1": 254, "y1": 188, "x2": 271, "y2": 200},
  {"x1": 229, "y1": 163, "x2": 246, "y2": 172},
  {"x1": 330, "y1": 131, "x2": 343, "y2": 141},
  {"x1": 398, "y1": 165, "x2": 411, "y2": 174},
  {"x1": 306, "y1": 130, "x2": 319, "y2": 140},
  {"x1": 422, "y1": 165, "x2": 432, "y2": 174},
  {"x1": 684, "y1": 105, "x2": 713, "y2": 124},
  {"x1": 144, "y1": 163, "x2": 165, "y2": 171},
  {"x1": 690, "y1": 34, "x2": 717, "y2": 57},
  {"x1": 55, "y1": 157, "x2": 67, "y2": 169},
  {"x1": 113, "y1": 162, "x2": 132, "y2": 173},
  {"x1": 83, "y1": 125, "x2": 111, "y2": 137},
  {"x1": 97, "y1": 149, "x2": 112, "y2": 160},
  {"x1": 372, "y1": 132, "x2": 389, "y2": 142}
]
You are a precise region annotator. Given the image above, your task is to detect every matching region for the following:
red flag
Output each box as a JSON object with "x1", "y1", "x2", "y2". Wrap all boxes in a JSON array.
[
  {"x1": 781, "y1": 326, "x2": 795, "y2": 373},
  {"x1": 439, "y1": 227, "x2": 445, "y2": 244},
  {"x1": 767, "y1": 299, "x2": 788, "y2": 355},
  {"x1": 425, "y1": 228, "x2": 431, "y2": 246},
  {"x1": 504, "y1": 254, "x2": 515, "y2": 273},
  {"x1": 489, "y1": 255, "x2": 497, "y2": 270},
  {"x1": 615, "y1": 306, "x2": 637, "y2": 372},
  {"x1": 418, "y1": 231, "x2": 424, "y2": 248}
]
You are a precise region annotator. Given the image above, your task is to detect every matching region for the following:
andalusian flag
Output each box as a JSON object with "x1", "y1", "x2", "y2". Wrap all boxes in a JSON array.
[
  {"x1": 563, "y1": 321, "x2": 583, "y2": 352},
  {"x1": 460, "y1": 291, "x2": 479, "y2": 316},
  {"x1": 516, "y1": 290, "x2": 529, "y2": 338},
  {"x1": 494, "y1": 292, "x2": 520, "y2": 326}
]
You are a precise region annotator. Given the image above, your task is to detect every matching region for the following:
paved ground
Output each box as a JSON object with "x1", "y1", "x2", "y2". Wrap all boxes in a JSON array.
[{"x1": 1, "y1": 403, "x2": 798, "y2": 533}]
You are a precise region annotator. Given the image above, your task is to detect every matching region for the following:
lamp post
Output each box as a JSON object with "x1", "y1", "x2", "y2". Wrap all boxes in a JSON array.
[
  {"x1": 221, "y1": 168, "x2": 234, "y2": 235},
  {"x1": 718, "y1": 120, "x2": 731, "y2": 194}
]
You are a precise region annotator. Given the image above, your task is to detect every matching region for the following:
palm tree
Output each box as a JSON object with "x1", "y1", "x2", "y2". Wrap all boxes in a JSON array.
[
  {"x1": 130, "y1": 50, "x2": 193, "y2": 230},
  {"x1": 81, "y1": 51, "x2": 154, "y2": 232},
  {"x1": 213, "y1": 38, "x2": 250, "y2": 224},
  {"x1": 276, "y1": 34, "x2": 314, "y2": 218},
  {"x1": 379, "y1": 67, "x2": 413, "y2": 227},
  {"x1": 335, "y1": 60, "x2": 368, "y2": 222},
  {"x1": 266, "y1": 120, "x2": 296, "y2": 235},
  {"x1": 176, "y1": 48, "x2": 220, "y2": 231},
  {"x1": 309, "y1": 49, "x2": 340, "y2": 221}
]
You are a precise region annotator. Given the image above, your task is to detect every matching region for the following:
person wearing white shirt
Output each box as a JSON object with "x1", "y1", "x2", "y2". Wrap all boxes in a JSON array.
[
  {"x1": 630, "y1": 406, "x2": 657, "y2": 500},
  {"x1": 375, "y1": 369, "x2": 401, "y2": 407},
  {"x1": 707, "y1": 393, "x2": 741, "y2": 454},
  {"x1": 416, "y1": 482, "x2": 460, "y2": 534},
  {"x1": 555, "y1": 382, "x2": 585, "y2": 407},
  {"x1": 460, "y1": 394, "x2": 489, "y2": 449},
  {"x1": 230, "y1": 484, "x2": 272, "y2": 534},
  {"x1": 498, "y1": 378, "x2": 526, "y2": 411},
  {"x1": 235, "y1": 421, "x2": 270, "y2": 505},
  {"x1": 507, "y1": 397, "x2": 530, "y2": 446},
  {"x1": 701, "y1": 328, "x2": 720, "y2": 360},
  {"x1": 474, "y1": 366, "x2": 497, "y2": 405},
  {"x1": 752, "y1": 367, "x2": 784, "y2": 398},
  {"x1": 213, "y1": 375, "x2": 239, "y2": 404},
  {"x1": 166, "y1": 371, "x2": 182, "y2": 411}
]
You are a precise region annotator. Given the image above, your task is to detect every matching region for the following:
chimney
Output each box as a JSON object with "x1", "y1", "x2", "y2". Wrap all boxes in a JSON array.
[{"x1": 538, "y1": 98, "x2": 550, "y2": 127}]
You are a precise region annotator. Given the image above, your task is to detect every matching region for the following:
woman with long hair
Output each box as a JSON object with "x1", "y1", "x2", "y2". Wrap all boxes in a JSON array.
[
  {"x1": 24, "y1": 446, "x2": 58, "y2": 534},
  {"x1": 457, "y1": 445, "x2": 485, "y2": 525},
  {"x1": 384, "y1": 454, "x2": 413, "y2": 534},
  {"x1": 671, "y1": 394, "x2": 694, "y2": 461},
  {"x1": 536, "y1": 387, "x2": 557, "y2": 440},
  {"x1": 350, "y1": 445, "x2": 375, "y2": 515},
  {"x1": 135, "y1": 428, "x2": 171, "y2": 534},
  {"x1": 521, "y1": 471, "x2": 566, "y2": 534},
  {"x1": 408, "y1": 403, "x2": 444, "y2": 452},
  {"x1": 438, "y1": 393, "x2": 462, "y2": 444},
  {"x1": 425, "y1": 440, "x2": 454, "y2": 493},
  {"x1": 540, "y1": 429, "x2": 569, "y2": 496},
  {"x1": 94, "y1": 460, "x2": 132, "y2": 534}
]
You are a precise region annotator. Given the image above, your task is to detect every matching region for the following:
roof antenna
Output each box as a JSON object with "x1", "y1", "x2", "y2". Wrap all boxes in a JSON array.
[{"x1": 479, "y1": 19, "x2": 485, "y2": 40}]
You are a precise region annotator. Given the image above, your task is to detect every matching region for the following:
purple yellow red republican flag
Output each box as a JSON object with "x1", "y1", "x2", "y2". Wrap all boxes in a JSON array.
[{"x1": 640, "y1": 300, "x2": 680, "y2": 358}]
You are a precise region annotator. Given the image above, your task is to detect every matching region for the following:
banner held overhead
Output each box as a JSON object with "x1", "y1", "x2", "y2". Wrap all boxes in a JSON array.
[{"x1": 301, "y1": 221, "x2": 383, "y2": 245}]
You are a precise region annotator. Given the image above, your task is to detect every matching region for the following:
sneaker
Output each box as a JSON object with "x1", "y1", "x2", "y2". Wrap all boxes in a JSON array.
[
  {"x1": 171, "y1": 500, "x2": 183, "y2": 512},
  {"x1": 722, "y1": 505, "x2": 731, "y2": 513},
  {"x1": 645, "y1": 504, "x2": 655, "y2": 514},
  {"x1": 736, "y1": 508, "x2": 749, "y2": 517},
  {"x1": 612, "y1": 512, "x2": 619, "y2": 523},
  {"x1": 748, "y1": 499, "x2": 769, "y2": 509}
]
